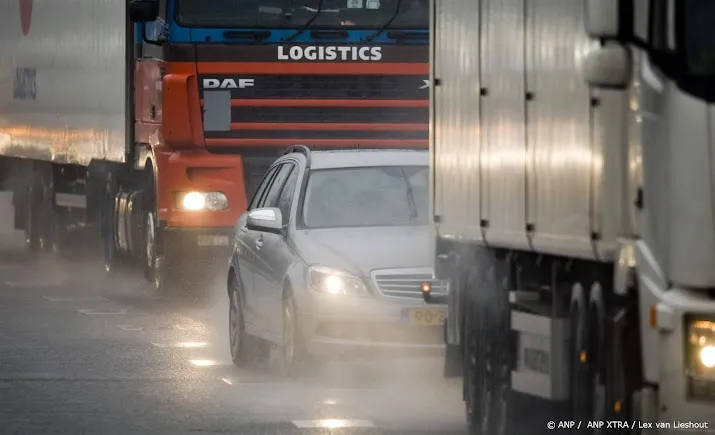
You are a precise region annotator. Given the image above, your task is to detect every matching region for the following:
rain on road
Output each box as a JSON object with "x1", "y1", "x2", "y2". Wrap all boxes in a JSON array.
[{"x1": 0, "y1": 192, "x2": 466, "y2": 435}]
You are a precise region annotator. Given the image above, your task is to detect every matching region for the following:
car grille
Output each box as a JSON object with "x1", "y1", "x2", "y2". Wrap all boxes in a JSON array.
[{"x1": 372, "y1": 269, "x2": 447, "y2": 300}]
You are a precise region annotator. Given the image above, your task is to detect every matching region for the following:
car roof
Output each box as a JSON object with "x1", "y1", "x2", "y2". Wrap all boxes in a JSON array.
[{"x1": 282, "y1": 148, "x2": 428, "y2": 170}]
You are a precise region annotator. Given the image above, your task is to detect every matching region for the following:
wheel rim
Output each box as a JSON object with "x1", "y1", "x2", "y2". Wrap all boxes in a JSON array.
[
  {"x1": 146, "y1": 213, "x2": 155, "y2": 269},
  {"x1": 229, "y1": 290, "x2": 242, "y2": 360},
  {"x1": 283, "y1": 302, "x2": 295, "y2": 366},
  {"x1": 153, "y1": 256, "x2": 162, "y2": 290}
]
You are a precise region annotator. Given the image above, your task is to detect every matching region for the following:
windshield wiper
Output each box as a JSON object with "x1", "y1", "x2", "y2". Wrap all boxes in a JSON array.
[
  {"x1": 363, "y1": 0, "x2": 404, "y2": 42},
  {"x1": 402, "y1": 170, "x2": 418, "y2": 222},
  {"x1": 283, "y1": 0, "x2": 326, "y2": 41}
]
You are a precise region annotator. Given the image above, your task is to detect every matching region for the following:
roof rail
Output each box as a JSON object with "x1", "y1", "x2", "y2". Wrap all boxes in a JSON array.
[{"x1": 283, "y1": 145, "x2": 311, "y2": 167}]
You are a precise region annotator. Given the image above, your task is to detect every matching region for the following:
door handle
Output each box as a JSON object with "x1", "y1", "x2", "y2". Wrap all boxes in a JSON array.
[
  {"x1": 255, "y1": 234, "x2": 263, "y2": 250},
  {"x1": 240, "y1": 225, "x2": 248, "y2": 233}
]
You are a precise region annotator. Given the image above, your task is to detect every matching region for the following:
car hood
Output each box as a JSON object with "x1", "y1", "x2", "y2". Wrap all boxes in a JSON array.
[{"x1": 292, "y1": 226, "x2": 433, "y2": 277}]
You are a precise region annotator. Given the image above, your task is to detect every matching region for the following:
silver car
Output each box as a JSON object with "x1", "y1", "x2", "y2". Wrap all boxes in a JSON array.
[{"x1": 227, "y1": 146, "x2": 447, "y2": 374}]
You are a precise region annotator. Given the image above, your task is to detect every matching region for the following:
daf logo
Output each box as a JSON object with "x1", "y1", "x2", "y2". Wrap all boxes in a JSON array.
[
  {"x1": 419, "y1": 79, "x2": 429, "y2": 90},
  {"x1": 202, "y1": 78, "x2": 254, "y2": 89}
]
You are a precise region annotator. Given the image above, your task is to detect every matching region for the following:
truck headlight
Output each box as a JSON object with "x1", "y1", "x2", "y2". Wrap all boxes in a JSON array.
[
  {"x1": 700, "y1": 345, "x2": 715, "y2": 368},
  {"x1": 687, "y1": 319, "x2": 715, "y2": 399},
  {"x1": 176, "y1": 191, "x2": 228, "y2": 211},
  {"x1": 308, "y1": 265, "x2": 366, "y2": 296}
]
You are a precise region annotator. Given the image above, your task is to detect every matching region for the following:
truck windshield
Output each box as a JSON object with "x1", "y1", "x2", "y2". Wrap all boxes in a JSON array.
[
  {"x1": 684, "y1": 0, "x2": 715, "y2": 76},
  {"x1": 175, "y1": 0, "x2": 427, "y2": 29},
  {"x1": 302, "y1": 166, "x2": 428, "y2": 228}
]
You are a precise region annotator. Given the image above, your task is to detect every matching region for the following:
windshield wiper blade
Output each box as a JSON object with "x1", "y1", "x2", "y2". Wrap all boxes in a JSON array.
[
  {"x1": 283, "y1": 0, "x2": 326, "y2": 41},
  {"x1": 363, "y1": 0, "x2": 404, "y2": 42},
  {"x1": 402, "y1": 169, "x2": 418, "y2": 221}
]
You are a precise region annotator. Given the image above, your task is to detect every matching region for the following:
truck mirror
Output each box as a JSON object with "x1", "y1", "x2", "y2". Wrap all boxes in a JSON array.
[
  {"x1": 129, "y1": 0, "x2": 159, "y2": 23},
  {"x1": 584, "y1": 0, "x2": 623, "y2": 39},
  {"x1": 584, "y1": 44, "x2": 632, "y2": 90}
]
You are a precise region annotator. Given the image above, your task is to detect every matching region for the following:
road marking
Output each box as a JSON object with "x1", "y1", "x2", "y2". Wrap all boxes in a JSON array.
[
  {"x1": 116, "y1": 324, "x2": 175, "y2": 331},
  {"x1": 188, "y1": 359, "x2": 219, "y2": 367},
  {"x1": 117, "y1": 325, "x2": 144, "y2": 331},
  {"x1": 151, "y1": 342, "x2": 208, "y2": 349},
  {"x1": 44, "y1": 296, "x2": 107, "y2": 302},
  {"x1": 78, "y1": 308, "x2": 128, "y2": 315},
  {"x1": 5, "y1": 281, "x2": 64, "y2": 287},
  {"x1": 292, "y1": 419, "x2": 375, "y2": 429}
]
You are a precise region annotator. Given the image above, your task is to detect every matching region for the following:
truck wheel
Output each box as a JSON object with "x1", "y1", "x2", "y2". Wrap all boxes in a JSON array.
[
  {"x1": 25, "y1": 184, "x2": 41, "y2": 253},
  {"x1": 570, "y1": 287, "x2": 596, "y2": 429},
  {"x1": 464, "y1": 259, "x2": 548, "y2": 435},
  {"x1": 444, "y1": 343, "x2": 463, "y2": 378},
  {"x1": 464, "y1": 263, "x2": 506, "y2": 435},
  {"x1": 102, "y1": 175, "x2": 126, "y2": 275},
  {"x1": 40, "y1": 175, "x2": 60, "y2": 255}
]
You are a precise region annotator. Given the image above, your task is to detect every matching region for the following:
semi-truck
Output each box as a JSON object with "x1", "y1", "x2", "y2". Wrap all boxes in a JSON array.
[
  {"x1": 424, "y1": 0, "x2": 715, "y2": 433},
  {"x1": 0, "y1": 0, "x2": 428, "y2": 295}
]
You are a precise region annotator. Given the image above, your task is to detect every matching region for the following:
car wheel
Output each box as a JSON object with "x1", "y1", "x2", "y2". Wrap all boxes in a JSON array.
[
  {"x1": 229, "y1": 277, "x2": 250, "y2": 368},
  {"x1": 275, "y1": 293, "x2": 306, "y2": 377}
]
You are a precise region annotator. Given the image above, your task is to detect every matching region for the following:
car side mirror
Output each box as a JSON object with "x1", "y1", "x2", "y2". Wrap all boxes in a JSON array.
[
  {"x1": 129, "y1": 0, "x2": 159, "y2": 23},
  {"x1": 246, "y1": 207, "x2": 284, "y2": 234},
  {"x1": 584, "y1": 44, "x2": 632, "y2": 89}
]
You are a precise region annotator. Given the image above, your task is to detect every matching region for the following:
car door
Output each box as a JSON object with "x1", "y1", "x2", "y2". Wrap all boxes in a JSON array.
[
  {"x1": 234, "y1": 164, "x2": 280, "y2": 328},
  {"x1": 247, "y1": 162, "x2": 294, "y2": 333},
  {"x1": 255, "y1": 163, "x2": 302, "y2": 335}
]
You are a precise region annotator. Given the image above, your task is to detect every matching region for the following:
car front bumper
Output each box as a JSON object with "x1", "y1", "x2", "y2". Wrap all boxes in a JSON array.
[{"x1": 297, "y1": 293, "x2": 447, "y2": 358}]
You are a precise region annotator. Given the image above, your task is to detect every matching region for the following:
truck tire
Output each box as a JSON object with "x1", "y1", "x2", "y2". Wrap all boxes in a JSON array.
[
  {"x1": 25, "y1": 183, "x2": 41, "y2": 253},
  {"x1": 570, "y1": 285, "x2": 596, "y2": 427},
  {"x1": 443, "y1": 342, "x2": 462, "y2": 378},
  {"x1": 102, "y1": 172, "x2": 127, "y2": 275},
  {"x1": 464, "y1": 257, "x2": 557, "y2": 435}
]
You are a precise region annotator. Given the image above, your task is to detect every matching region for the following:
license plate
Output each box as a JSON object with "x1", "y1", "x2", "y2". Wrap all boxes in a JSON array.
[
  {"x1": 403, "y1": 307, "x2": 446, "y2": 326},
  {"x1": 197, "y1": 235, "x2": 229, "y2": 246}
]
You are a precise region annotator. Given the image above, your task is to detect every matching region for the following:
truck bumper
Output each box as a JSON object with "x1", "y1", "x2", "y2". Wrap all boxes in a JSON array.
[{"x1": 160, "y1": 225, "x2": 233, "y2": 272}]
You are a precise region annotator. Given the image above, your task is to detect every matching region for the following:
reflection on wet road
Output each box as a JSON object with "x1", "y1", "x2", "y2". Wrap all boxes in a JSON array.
[{"x1": 0, "y1": 199, "x2": 465, "y2": 434}]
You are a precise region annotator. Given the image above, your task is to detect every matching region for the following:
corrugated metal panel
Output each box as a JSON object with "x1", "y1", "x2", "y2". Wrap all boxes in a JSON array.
[
  {"x1": 526, "y1": 0, "x2": 615, "y2": 260},
  {"x1": 432, "y1": 0, "x2": 483, "y2": 242},
  {"x1": 480, "y1": 0, "x2": 528, "y2": 249},
  {"x1": 432, "y1": 0, "x2": 628, "y2": 260},
  {"x1": 0, "y1": 0, "x2": 127, "y2": 165}
]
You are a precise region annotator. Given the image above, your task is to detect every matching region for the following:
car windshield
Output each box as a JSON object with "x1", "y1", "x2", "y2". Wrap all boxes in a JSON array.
[
  {"x1": 175, "y1": 0, "x2": 427, "y2": 29},
  {"x1": 302, "y1": 165, "x2": 428, "y2": 228},
  {"x1": 684, "y1": 0, "x2": 715, "y2": 76}
]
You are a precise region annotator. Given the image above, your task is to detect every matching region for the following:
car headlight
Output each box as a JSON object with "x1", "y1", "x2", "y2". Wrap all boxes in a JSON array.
[
  {"x1": 687, "y1": 319, "x2": 715, "y2": 398},
  {"x1": 175, "y1": 191, "x2": 228, "y2": 211},
  {"x1": 308, "y1": 265, "x2": 367, "y2": 296}
]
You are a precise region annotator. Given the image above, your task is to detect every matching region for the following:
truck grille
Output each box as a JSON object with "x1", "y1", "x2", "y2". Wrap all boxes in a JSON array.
[
  {"x1": 371, "y1": 269, "x2": 447, "y2": 300},
  {"x1": 244, "y1": 74, "x2": 425, "y2": 100}
]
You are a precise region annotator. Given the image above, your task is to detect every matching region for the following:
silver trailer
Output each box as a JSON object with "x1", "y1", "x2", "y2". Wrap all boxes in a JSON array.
[
  {"x1": 427, "y1": 0, "x2": 715, "y2": 433},
  {"x1": 0, "y1": 0, "x2": 129, "y2": 253}
]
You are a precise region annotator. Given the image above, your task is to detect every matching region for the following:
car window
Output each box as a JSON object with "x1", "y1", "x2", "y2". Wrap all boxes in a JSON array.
[
  {"x1": 276, "y1": 166, "x2": 300, "y2": 221},
  {"x1": 302, "y1": 165, "x2": 429, "y2": 228},
  {"x1": 248, "y1": 164, "x2": 279, "y2": 211},
  {"x1": 261, "y1": 163, "x2": 293, "y2": 208}
]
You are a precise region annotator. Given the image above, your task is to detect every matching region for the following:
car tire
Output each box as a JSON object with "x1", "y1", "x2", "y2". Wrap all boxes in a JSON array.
[
  {"x1": 275, "y1": 292, "x2": 307, "y2": 377},
  {"x1": 229, "y1": 275, "x2": 250, "y2": 368}
]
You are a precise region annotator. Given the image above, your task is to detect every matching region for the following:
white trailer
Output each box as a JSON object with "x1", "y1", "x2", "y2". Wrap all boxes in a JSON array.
[{"x1": 426, "y1": 0, "x2": 715, "y2": 433}]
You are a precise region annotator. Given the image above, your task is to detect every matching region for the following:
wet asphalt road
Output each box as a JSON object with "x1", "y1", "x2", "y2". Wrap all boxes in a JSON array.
[{"x1": 0, "y1": 194, "x2": 466, "y2": 435}]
